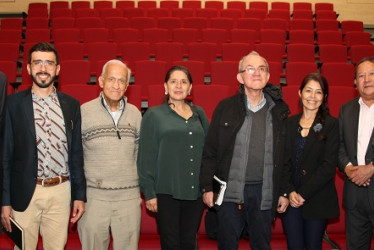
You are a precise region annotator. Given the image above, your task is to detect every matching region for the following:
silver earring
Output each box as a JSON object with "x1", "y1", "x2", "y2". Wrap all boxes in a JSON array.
[{"x1": 165, "y1": 91, "x2": 168, "y2": 95}]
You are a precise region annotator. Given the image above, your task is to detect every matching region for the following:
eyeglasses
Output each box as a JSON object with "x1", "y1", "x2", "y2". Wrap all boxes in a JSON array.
[
  {"x1": 31, "y1": 60, "x2": 57, "y2": 69},
  {"x1": 240, "y1": 66, "x2": 268, "y2": 74}
]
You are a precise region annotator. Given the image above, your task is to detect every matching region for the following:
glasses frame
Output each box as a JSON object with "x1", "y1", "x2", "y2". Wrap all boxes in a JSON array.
[
  {"x1": 30, "y1": 60, "x2": 57, "y2": 69},
  {"x1": 239, "y1": 66, "x2": 268, "y2": 74}
]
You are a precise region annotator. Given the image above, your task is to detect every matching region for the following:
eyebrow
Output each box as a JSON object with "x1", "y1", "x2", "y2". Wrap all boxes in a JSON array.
[
  {"x1": 245, "y1": 64, "x2": 267, "y2": 68},
  {"x1": 305, "y1": 87, "x2": 322, "y2": 91}
]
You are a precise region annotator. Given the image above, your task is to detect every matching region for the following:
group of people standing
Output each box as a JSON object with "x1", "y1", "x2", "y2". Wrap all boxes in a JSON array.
[{"x1": 0, "y1": 41, "x2": 374, "y2": 250}]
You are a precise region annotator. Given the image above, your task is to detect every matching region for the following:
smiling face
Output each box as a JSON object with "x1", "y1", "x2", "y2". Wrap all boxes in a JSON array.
[
  {"x1": 237, "y1": 54, "x2": 270, "y2": 93},
  {"x1": 99, "y1": 62, "x2": 129, "y2": 107},
  {"x1": 164, "y1": 70, "x2": 192, "y2": 102},
  {"x1": 27, "y1": 51, "x2": 60, "y2": 89},
  {"x1": 355, "y1": 60, "x2": 374, "y2": 103},
  {"x1": 299, "y1": 80, "x2": 324, "y2": 112}
]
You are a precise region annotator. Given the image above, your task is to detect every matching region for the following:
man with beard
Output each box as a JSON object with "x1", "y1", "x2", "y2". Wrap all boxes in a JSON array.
[{"x1": 0, "y1": 42, "x2": 86, "y2": 250}]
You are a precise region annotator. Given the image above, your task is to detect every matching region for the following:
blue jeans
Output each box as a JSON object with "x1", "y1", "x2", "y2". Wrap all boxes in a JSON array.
[
  {"x1": 217, "y1": 184, "x2": 273, "y2": 250},
  {"x1": 282, "y1": 206, "x2": 327, "y2": 250}
]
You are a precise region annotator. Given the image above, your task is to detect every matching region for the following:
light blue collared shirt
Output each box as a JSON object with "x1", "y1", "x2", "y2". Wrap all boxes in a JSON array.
[{"x1": 247, "y1": 93, "x2": 266, "y2": 112}]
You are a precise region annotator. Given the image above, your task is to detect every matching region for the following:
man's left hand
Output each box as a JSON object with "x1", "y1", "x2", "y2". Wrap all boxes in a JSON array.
[
  {"x1": 70, "y1": 200, "x2": 85, "y2": 223},
  {"x1": 277, "y1": 196, "x2": 289, "y2": 213},
  {"x1": 350, "y1": 163, "x2": 374, "y2": 186}
]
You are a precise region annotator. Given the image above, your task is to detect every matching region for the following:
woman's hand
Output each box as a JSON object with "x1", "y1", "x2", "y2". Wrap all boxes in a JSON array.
[
  {"x1": 289, "y1": 191, "x2": 305, "y2": 208},
  {"x1": 145, "y1": 198, "x2": 158, "y2": 212}
]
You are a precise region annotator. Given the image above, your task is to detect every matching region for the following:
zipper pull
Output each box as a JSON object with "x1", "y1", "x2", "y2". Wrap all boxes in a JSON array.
[{"x1": 116, "y1": 130, "x2": 121, "y2": 139}]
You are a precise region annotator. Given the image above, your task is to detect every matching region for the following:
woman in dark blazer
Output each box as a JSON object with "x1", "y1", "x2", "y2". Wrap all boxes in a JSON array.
[{"x1": 282, "y1": 73, "x2": 340, "y2": 250}]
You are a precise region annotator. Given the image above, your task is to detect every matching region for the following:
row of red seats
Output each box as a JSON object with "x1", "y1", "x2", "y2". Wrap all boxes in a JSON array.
[
  {"x1": 28, "y1": 1, "x2": 335, "y2": 12},
  {"x1": 1, "y1": 21, "x2": 368, "y2": 49},
  {"x1": 27, "y1": 7, "x2": 340, "y2": 21},
  {"x1": 1, "y1": 58, "x2": 362, "y2": 96},
  {"x1": 7, "y1": 80, "x2": 356, "y2": 121},
  {"x1": 1, "y1": 17, "x2": 365, "y2": 45},
  {"x1": 3, "y1": 16, "x2": 357, "y2": 32},
  {"x1": 1, "y1": 40, "x2": 373, "y2": 89},
  {"x1": 2, "y1": 40, "x2": 373, "y2": 70}
]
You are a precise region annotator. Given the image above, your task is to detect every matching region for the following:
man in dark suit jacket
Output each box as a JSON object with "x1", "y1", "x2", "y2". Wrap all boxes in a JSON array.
[
  {"x1": 0, "y1": 42, "x2": 86, "y2": 250},
  {"x1": 338, "y1": 56, "x2": 374, "y2": 249},
  {"x1": 0, "y1": 71, "x2": 7, "y2": 232},
  {"x1": 0, "y1": 71, "x2": 6, "y2": 131}
]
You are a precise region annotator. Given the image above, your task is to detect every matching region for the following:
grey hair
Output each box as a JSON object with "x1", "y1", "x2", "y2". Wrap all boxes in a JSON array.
[
  {"x1": 238, "y1": 51, "x2": 269, "y2": 73},
  {"x1": 101, "y1": 59, "x2": 131, "y2": 84}
]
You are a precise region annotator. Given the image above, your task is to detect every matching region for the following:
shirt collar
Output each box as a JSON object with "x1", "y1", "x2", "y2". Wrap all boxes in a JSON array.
[
  {"x1": 32, "y1": 86, "x2": 58, "y2": 101},
  {"x1": 246, "y1": 93, "x2": 266, "y2": 112},
  {"x1": 100, "y1": 92, "x2": 125, "y2": 113}
]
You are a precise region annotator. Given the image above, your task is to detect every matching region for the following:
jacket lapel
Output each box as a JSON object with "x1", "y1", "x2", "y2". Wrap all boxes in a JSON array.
[
  {"x1": 22, "y1": 89, "x2": 36, "y2": 138},
  {"x1": 352, "y1": 102, "x2": 360, "y2": 160}
]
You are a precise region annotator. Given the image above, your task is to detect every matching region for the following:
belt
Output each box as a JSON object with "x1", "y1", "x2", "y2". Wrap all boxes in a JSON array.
[{"x1": 36, "y1": 176, "x2": 69, "y2": 187}]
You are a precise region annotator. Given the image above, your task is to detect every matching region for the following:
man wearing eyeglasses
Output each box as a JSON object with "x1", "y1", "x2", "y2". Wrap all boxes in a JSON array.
[
  {"x1": 77, "y1": 60, "x2": 142, "y2": 250},
  {"x1": 1, "y1": 42, "x2": 86, "y2": 250},
  {"x1": 200, "y1": 51, "x2": 290, "y2": 250}
]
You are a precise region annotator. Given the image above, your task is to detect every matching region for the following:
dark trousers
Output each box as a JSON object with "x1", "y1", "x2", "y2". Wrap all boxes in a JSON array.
[
  {"x1": 217, "y1": 184, "x2": 273, "y2": 250},
  {"x1": 156, "y1": 194, "x2": 204, "y2": 250},
  {"x1": 282, "y1": 206, "x2": 327, "y2": 250},
  {"x1": 346, "y1": 188, "x2": 374, "y2": 250}
]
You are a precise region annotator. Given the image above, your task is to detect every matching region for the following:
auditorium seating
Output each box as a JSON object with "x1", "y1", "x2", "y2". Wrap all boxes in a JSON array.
[
  {"x1": 192, "y1": 84, "x2": 232, "y2": 121},
  {"x1": 134, "y1": 60, "x2": 167, "y2": 99},
  {"x1": 155, "y1": 42, "x2": 184, "y2": 68},
  {"x1": 320, "y1": 62, "x2": 355, "y2": 87},
  {"x1": 160, "y1": 0, "x2": 179, "y2": 9},
  {"x1": 0, "y1": 18, "x2": 23, "y2": 30},
  {"x1": 172, "y1": 60, "x2": 205, "y2": 85},
  {"x1": 204, "y1": 0, "x2": 223, "y2": 10},
  {"x1": 0, "y1": 43, "x2": 20, "y2": 62},
  {"x1": 260, "y1": 29, "x2": 286, "y2": 46},
  {"x1": 1, "y1": 2, "x2": 373, "y2": 247},
  {"x1": 59, "y1": 84, "x2": 98, "y2": 104},
  {"x1": 210, "y1": 61, "x2": 239, "y2": 94},
  {"x1": 0, "y1": 61, "x2": 17, "y2": 94},
  {"x1": 285, "y1": 62, "x2": 318, "y2": 86},
  {"x1": 319, "y1": 45, "x2": 348, "y2": 63},
  {"x1": 123, "y1": 84, "x2": 142, "y2": 110}
]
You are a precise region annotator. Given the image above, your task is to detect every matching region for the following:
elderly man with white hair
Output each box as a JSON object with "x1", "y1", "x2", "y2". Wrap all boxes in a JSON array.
[{"x1": 78, "y1": 60, "x2": 142, "y2": 250}]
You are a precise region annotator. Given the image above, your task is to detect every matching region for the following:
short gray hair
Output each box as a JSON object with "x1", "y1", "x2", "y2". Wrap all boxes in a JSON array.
[
  {"x1": 238, "y1": 51, "x2": 269, "y2": 73},
  {"x1": 101, "y1": 59, "x2": 131, "y2": 84}
]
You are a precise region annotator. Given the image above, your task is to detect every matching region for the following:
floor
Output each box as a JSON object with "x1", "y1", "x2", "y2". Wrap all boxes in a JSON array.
[{"x1": 0, "y1": 232, "x2": 347, "y2": 249}]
